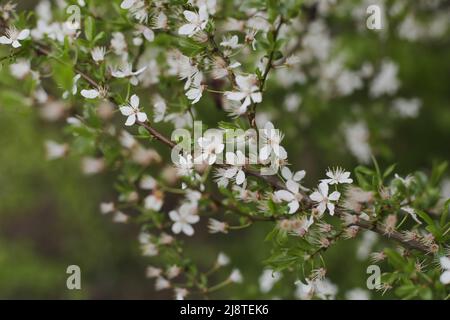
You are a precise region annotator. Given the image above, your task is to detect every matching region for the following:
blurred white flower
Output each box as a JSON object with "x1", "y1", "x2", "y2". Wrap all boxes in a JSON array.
[
  {"x1": 169, "y1": 204, "x2": 199, "y2": 236},
  {"x1": 45, "y1": 140, "x2": 68, "y2": 160},
  {"x1": 217, "y1": 252, "x2": 230, "y2": 266},
  {"x1": 259, "y1": 269, "x2": 281, "y2": 293},
  {"x1": 229, "y1": 269, "x2": 243, "y2": 283},
  {"x1": 439, "y1": 256, "x2": 450, "y2": 285},
  {"x1": 208, "y1": 218, "x2": 228, "y2": 234}
]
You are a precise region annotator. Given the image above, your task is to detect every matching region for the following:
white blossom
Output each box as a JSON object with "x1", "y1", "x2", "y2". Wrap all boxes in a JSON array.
[
  {"x1": 45, "y1": 140, "x2": 68, "y2": 160},
  {"x1": 309, "y1": 182, "x2": 341, "y2": 216},
  {"x1": 259, "y1": 122, "x2": 287, "y2": 161},
  {"x1": 169, "y1": 204, "x2": 199, "y2": 236},
  {"x1": 91, "y1": 46, "x2": 106, "y2": 63},
  {"x1": 224, "y1": 150, "x2": 246, "y2": 185},
  {"x1": 208, "y1": 218, "x2": 228, "y2": 234},
  {"x1": 321, "y1": 167, "x2": 353, "y2": 185},
  {"x1": 439, "y1": 256, "x2": 450, "y2": 285},
  {"x1": 195, "y1": 136, "x2": 224, "y2": 165},
  {"x1": 259, "y1": 269, "x2": 281, "y2": 293},
  {"x1": 0, "y1": 26, "x2": 29, "y2": 48},
  {"x1": 119, "y1": 94, "x2": 148, "y2": 126},
  {"x1": 217, "y1": 252, "x2": 230, "y2": 266},
  {"x1": 229, "y1": 269, "x2": 243, "y2": 283},
  {"x1": 274, "y1": 180, "x2": 304, "y2": 214},
  {"x1": 178, "y1": 6, "x2": 209, "y2": 37},
  {"x1": 225, "y1": 75, "x2": 262, "y2": 114}
]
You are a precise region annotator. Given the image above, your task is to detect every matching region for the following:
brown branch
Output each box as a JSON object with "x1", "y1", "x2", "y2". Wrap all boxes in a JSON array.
[{"x1": 31, "y1": 41, "x2": 429, "y2": 254}]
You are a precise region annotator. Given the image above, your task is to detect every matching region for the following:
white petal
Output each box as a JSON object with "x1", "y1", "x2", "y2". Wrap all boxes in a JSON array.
[
  {"x1": 120, "y1": 0, "x2": 135, "y2": 9},
  {"x1": 224, "y1": 167, "x2": 238, "y2": 179},
  {"x1": 125, "y1": 115, "x2": 136, "y2": 126},
  {"x1": 120, "y1": 106, "x2": 134, "y2": 116},
  {"x1": 440, "y1": 271, "x2": 450, "y2": 285},
  {"x1": 274, "y1": 190, "x2": 295, "y2": 202},
  {"x1": 286, "y1": 180, "x2": 299, "y2": 194},
  {"x1": 309, "y1": 191, "x2": 323, "y2": 202},
  {"x1": 329, "y1": 191, "x2": 341, "y2": 201},
  {"x1": 293, "y1": 170, "x2": 306, "y2": 181},
  {"x1": 80, "y1": 89, "x2": 99, "y2": 99},
  {"x1": 172, "y1": 222, "x2": 182, "y2": 234},
  {"x1": 259, "y1": 145, "x2": 271, "y2": 161},
  {"x1": 236, "y1": 170, "x2": 245, "y2": 185},
  {"x1": 183, "y1": 11, "x2": 197, "y2": 22},
  {"x1": 288, "y1": 201, "x2": 299, "y2": 214},
  {"x1": 440, "y1": 256, "x2": 450, "y2": 270},
  {"x1": 251, "y1": 92, "x2": 262, "y2": 103},
  {"x1": 178, "y1": 24, "x2": 196, "y2": 35},
  {"x1": 130, "y1": 94, "x2": 139, "y2": 108},
  {"x1": 0, "y1": 36, "x2": 12, "y2": 44},
  {"x1": 225, "y1": 91, "x2": 247, "y2": 101},
  {"x1": 169, "y1": 210, "x2": 180, "y2": 222},
  {"x1": 185, "y1": 214, "x2": 199, "y2": 224},
  {"x1": 318, "y1": 182, "x2": 329, "y2": 197},
  {"x1": 137, "y1": 112, "x2": 147, "y2": 122},
  {"x1": 182, "y1": 224, "x2": 194, "y2": 236},
  {"x1": 327, "y1": 203, "x2": 335, "y2": 216},
  {"x1": 317, "y1": 202, "x2": 326, "y2": 215},
  {"x1": 281, "y1": 167, "x2": 292, "y2": 180},
  {"x1": 17, "y1": 29, "x2": 30, "y2": 40},
  {"x1": 12, "y1": 40, "x2": 21, "y2": 48}
]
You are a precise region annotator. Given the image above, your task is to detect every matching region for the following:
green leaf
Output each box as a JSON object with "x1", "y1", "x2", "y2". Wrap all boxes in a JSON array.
[{"x1": 84, "y1": 16, "x2": 95, "y2": 42}]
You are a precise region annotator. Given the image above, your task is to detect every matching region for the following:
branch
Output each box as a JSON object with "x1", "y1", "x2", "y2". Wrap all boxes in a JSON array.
[{"x1": 31, "y1": 41, "x2": 429, "y2": 254}]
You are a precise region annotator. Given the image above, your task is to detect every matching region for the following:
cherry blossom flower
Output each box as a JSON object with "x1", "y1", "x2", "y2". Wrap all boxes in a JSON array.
[
  {"x1": 321, "y1": 167, "x2": 353, "y2": 185},
  {"x1": 155, "y1": 277, "x2": 170, "y2": 291},
  {"x1": 224, "y1": 74, "x2": 262, "y2": 114},
  {"x1": 169, "y1": 204, "x2": 199, "y2": 236},
  {"x1": 9, "y1": 59, "x2": 31, "y2": 79},
  {"x1": 111, "y1": 63, "x2": 146, "y2": 85},
  {"x1": 100, "y1": 202, "x2": 115, "y2": 215},
  {"x1": 174, "y1": 287, "x2": 189, "y2": 300},
  {"x1": 140, "y1": 175, "x2": 157, "y2": 190},
  {"x1": 309, "y1": 182, "x2": 341, "y2": 216},
  {"x1": 208, "y1": 218, "x2": 228, "y2": 234},
  {"x1": 152, "y1": 95, "x2": 167, "y2": 123},
  {"x1": 259, "y1": 122, "x2": 287, "y2": 161},
  {"x1": 195, "y1": 136, "x2": 224, "y2": 165},
  {"x1": 176, "y1": 154, "x2": 194, "y2": 177},
  {"x1": 274, "y1": 180, "x2": 304, "y2": 214},
  {"x1": 439, "y1": 256, "x2": 450, "y2": 285},
  {"x1": 91, "y1": 46, "x2": 106, "y2": 63},
  {"x1": 281, "y1": 167, "x2": 306, "y2": 185},
  {"x1": 119, "y1": 94, "x2": 147, "y2": 126},
  {"x1": 220, "y1": 35, "x2": 241, "y2": 49},
  {"x1": 229, "y1": 269, "x2": 243, "y2": 283},
  {"x1": 216, "y1": 252, "x2": 230, "y2": 267},
  {"x1": 113, "y1": 211, "x2": 129, "y2": 223},
  {"x1": 259, "y1": 269, "x2": 281, "y2": 293},
  {"x1": 185, "y1": 72, "x2": 204, "y2": 104},
  {"x1": 224, "y1": 150, "x2": 246, "y2": 185},
  {"x1": 45, "y1": 140, "x2": 68, "y2": 160},
  {"x1": 178, "y1": 6, "x2": 209, "y2": 37},
  {"x1": 144, "y1": 192, "x2": 164, "y2": 211},
  {"x1": 0, "y1": 26, "x2": 29, "y2": 48},
  {"x1": 80, "y1": 88, "x2": 100, "y2": 99}
]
